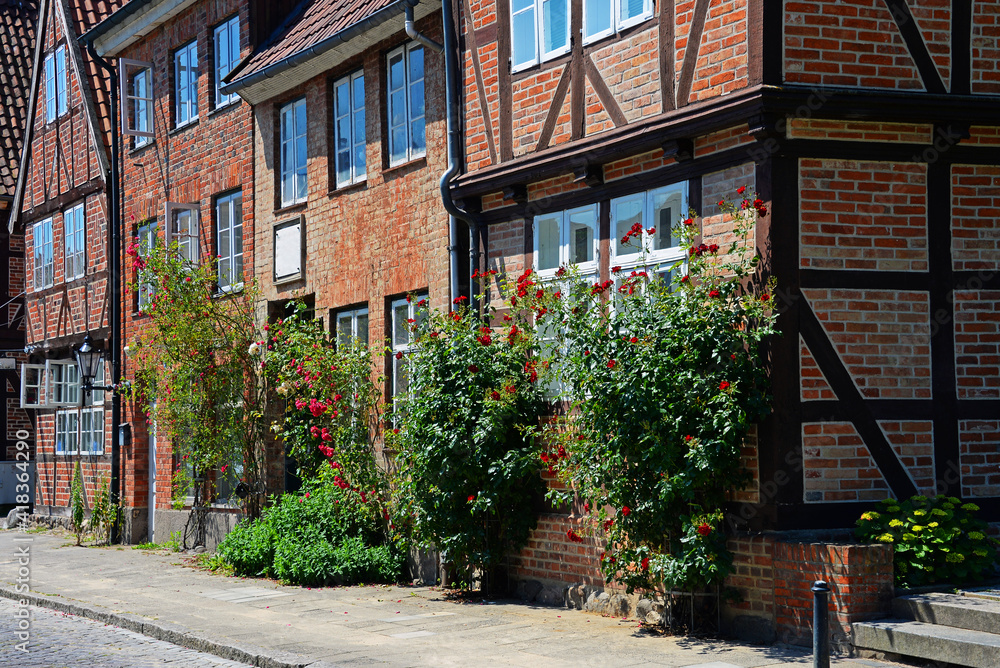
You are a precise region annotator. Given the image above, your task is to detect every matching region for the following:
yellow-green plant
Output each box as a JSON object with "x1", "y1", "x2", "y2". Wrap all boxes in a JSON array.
[{"x1": 856, "y1": 495, "x2": 999, "y2": 587}]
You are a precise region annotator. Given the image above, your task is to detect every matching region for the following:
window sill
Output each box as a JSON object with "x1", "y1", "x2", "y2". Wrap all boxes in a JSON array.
[
  {"x1": 274, "y1": 201, "x2": 307, "y2": 216},
  {"x1": 273, "y1": 273, "x2": 304, "y2": 287},
  {"x1": 129, "y1": 139, "x2": 155, "y2": 155},
  {"x1": 328, "y1": 178, "x2": 367, "y2": 197},
  {"x1": 383, "y1": 155, "x2": 426, "y2": 176},
  {"x1": 169, "y1": 118, "x2": 200, "y2": 135},
  {"x1": 214, "y1": 283, "x2": 244, "y2": 298},
  {"x1": 209, "y1": 99, "x2": 241, "y2": 117}
]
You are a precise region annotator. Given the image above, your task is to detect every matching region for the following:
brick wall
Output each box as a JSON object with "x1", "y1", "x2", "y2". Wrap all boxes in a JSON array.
[
  {"x1": 800, "y1": 336, "x2": 836, "y2": 401},
  {"x1": 972, "y1": 0, "x2": 1000, "y2": 94},
  {"x1": 687, "y1": 0, "x2": 749, "y2": 103},
  {"x1": 787, "y1": 120, "x2": 932, "y2": 144},
  {"x1": 799, "y1": 160, "x2": 928, "y2": 272},
  {"x1": 801, "y1": 289, "x2": 931, "y2": 399},
  {"x1": 509, "y1": 513, "x2": 605, "y2": 586},
  {"x1": 784, "y1": 0, "x2": 923, "y2": 90},
  {"x1": 954, "y1": 290, "x2": 1000, "y2": 400},
  {"x1": 952, "y1": 165, "x2": 1000, "y2": 272},
  {"x1": 958, "y1": 420, "x2": 1000, "y2": 498},
  {"x1": 511, "y1": 66, "x2": 566, "y2": 157},
  {"x1": 591, "y1": 27, "x2": 662, "y2": 122}
]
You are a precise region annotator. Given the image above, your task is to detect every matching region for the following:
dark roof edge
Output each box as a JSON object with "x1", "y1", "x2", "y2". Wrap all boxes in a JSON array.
[
  {"x1": 10, "y1": 0, "x2": 48, "y2": 234},
  {"x1": 79, "y1": 0, "x2": 155, "y2": 45},
  {"x1": 221, "y1": 0, "x2": 417, "y2": 97}
]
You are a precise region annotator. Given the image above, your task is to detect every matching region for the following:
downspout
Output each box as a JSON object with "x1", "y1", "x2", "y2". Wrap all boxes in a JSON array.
[
  {"x1": 404, "y1": 3, "x2": 443, "y2": 53},
  {"x1": 86, "y1": 40, "x2": 123, "y2": 544},
  {"x1": 430, "y1": 0, "x2": 480, "y2": 311}
]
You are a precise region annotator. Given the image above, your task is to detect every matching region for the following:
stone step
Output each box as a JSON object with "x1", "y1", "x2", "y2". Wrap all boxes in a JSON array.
[
  {"x1": 893, "y1": 592, "x2": 1000, "y2": 635},
  {"x1": 853, "y1": 619, "x2": 1000, "y2": 668}
]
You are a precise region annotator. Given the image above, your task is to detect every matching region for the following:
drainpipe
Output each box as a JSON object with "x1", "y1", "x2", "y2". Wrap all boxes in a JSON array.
[
  {"x1": 86, "y1": 40, "x2": 122, "y2": 544},
  {"x1": 404, "y1": 3, "x2": 443, "y2": 53},
  {"x1": 427, "y1": 0, "x2": 480, "y2": 312}
]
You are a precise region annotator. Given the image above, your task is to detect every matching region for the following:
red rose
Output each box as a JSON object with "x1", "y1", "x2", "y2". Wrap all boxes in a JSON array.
[
  {"x1": 490, "y1": 390, "x2": 501, "y2": 400},
  {"x1": 468, "y1": 495, "x2": 476, "y2": 503},
  {"x1": 607, "y1": 359, "x2": 616, "y2": 369},
  {"x1": 468, "y1": 364, "x2": 479, "y2": 373},
  {"x1": 621, "y1": 506, "x2": 631, "y2": 516},
  {"x1": 719, "y1": 381, "x2": 730, "y2": 390},
  {"x1": 681, "y1": 275, "x2": 689, "y2": 283},
  {"x1": 761, "y1": 293, "x2": 770, "y2": 302},
  {"x1": 737, "y1": 185, "x2": 746, "y2": 195},
  {"x1": 629, "y1": 336, "x2": 638, "y2": 344},
  {"x1": 697, "y1": 523, "x2": 712, "y2": 537},
  {"x1": 646, "y1": 227, "x2": 655, "y2": 235},
  {"x1": 611, "y1": 265, "x2": 621, "y2": 273},
  {"x1": 709, "y1": 290, "x2": 720, "y2": 298},
  {"x1": 683, "y1": 218, "x2": 694, "y2": 226},
  {"x1": 685, "y1": 435, "x2": 692, "y2": 442},
  {"x1": 395, "y1": 351, "x2": 403, "y2": 360},
  {"x1": 641, "y1": 557, "x2": 649, "y2": 571}
]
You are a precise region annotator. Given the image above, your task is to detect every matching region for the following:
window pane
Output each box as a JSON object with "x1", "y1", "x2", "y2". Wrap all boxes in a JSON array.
[
  {"x1": 410, "y1": 117, "x2": 425, "y2": 154},
  {"x1": 393, "y1": 355, "x2": 409, "y2": 397},
  {"x1": 336, "y1": 314, "x2": 352, "y2": 347},
  {"x1": 568, "y1": 208, "x2": 596, "y2": 264},
  {"x1": 536, "y1": 214, "x2": 560, "y2": 270},
  {"x1": 356, "y1": 313, "x2": 369, "y2": 345},
  {"x1": 389, "y1": 53, "x2": 404, "y2": 92},
  {"x1": 542, "y1": 0, "x2": 568, "y2": 53},
  {"x1": 586, "y1": 0, "x2": 612, "y2": 37},
  {"x1": 335, "y1": 81, "x2": 349, "y2": 117},
  {"x1": 393, "y1": 302, "x2": 410, "y2": 347},
  {"x1": 621, "y1": 0, "x2": 646, "y2": 21},
  {"x1": 613, "y1": 196, "x2": 643, "y2": 257},
  {"x1": 650, "y1": 186, "x2": 683, "y2": 251},
  {"x1": 511, "y1": 9, "x2": 537, "y2": 67}
]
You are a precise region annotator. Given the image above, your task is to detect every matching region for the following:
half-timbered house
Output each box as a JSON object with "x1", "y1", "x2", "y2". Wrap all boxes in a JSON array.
[
  {"x1": 449, "y1": 0, "x2": 1000, "y2": 640},
  {"x1": 12, "y1": 0, "x2": 123, "y2": 528}
]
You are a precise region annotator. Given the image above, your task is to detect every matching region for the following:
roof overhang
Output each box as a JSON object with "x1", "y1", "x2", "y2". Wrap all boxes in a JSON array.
[
  {"x1": 82, "y1": 0, "x2": 199, "y2": 56},
  {"x1": 222, "y1": 0, "x2": 438, "y2": 106}
]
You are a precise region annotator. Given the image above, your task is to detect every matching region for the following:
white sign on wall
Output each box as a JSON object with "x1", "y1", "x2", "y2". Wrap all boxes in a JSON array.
[{"x1": 274, "y1": 217, "x2": 303, "y2": 283}]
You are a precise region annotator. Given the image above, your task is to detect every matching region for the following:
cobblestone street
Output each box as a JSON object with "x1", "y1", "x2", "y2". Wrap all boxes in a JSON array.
[{"x1": 0, "y1": 598, "x2": 250, "y2": 667}]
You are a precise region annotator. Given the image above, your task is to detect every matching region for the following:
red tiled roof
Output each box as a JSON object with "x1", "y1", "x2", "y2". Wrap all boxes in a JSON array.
[
  {"x1": 0, "y1": 0, "x2": 39, "y2": 198},
  {"x1": 68, "y1": 0, "x2": 128, "y2": 156},
  {"x1": 236, "y1": 0, "x2": 398, "y2": 81}
]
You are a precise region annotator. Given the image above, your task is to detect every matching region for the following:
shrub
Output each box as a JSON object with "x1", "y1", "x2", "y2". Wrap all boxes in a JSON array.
[
  {"x1": 217, "y1": 483, "x2": 404, "y2": 586},
  {"x1": 546, "y1": 189, "x2": 776, "y2": 593},
  {"x1": 856, "y1": 496, "x2": 999, "y2": 587},
  {"x1": 393, "y1": 288, "x2": 547, "y2": 590},
  {"x1": 71, "y1": 461, "x2": 85, "y2": 546}
]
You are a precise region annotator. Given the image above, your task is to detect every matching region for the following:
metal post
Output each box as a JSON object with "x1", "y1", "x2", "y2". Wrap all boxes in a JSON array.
[{"x1": 812, "y1": 580, "x2": 830, "y2": 668}]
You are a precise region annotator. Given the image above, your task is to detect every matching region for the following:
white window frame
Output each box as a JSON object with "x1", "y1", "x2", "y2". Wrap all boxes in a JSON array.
[
  {"x1": 533, "y1": 204, "x2": 599, "y2": 279},
  {"x1": 583, "y1": 0, "x2": 653, "y2": 44},
  {"x1": 137, "y1": 221, "x2": 158, "y2": 309},
  {"x1": 510, "y1": 0, "x2": 571, "y2": 72},
  {"x1": 609, "y1": 182, "x2": 688, "y2": 273},
  {"x1": 44, "y1": 46, "x2": 68, "y2": 122},
  {"x1": 80, "y1": 407, "x2": 105, "y2": 455},
  {"x1": 165, "y1": 202, "x2": 200, "y2": 265},
  {"x1": 47, "y1": 360, "x2": 80, "y2": 407},
  {"x1": 334, "y1": 306, "x2": 369, "y2": 348},
  {"x1": 64, "y1": 203, "x2": 86, "y2": 280},
  {"x1": 333, "y1": 70, "x2": 367, "y2": 188},
  {"x1": 386, "y1": 43, "x2": 425, "y2": 167},
  {"x1": 390, "y1": 293, "x2": 428, "y2": 401},
  {"x1": 279, "y1": 98, "x2": 308, "y2": 206},
  {"x1": 32, "y1": 218, "x2": 54, "y2": 290},
  {"x1": 120, "y1": 59, "x2": 154, "y2": 143},
  {"x1": 174, "y1": 40, "x2": 199, "y2": 127},
  {"x1": 56, "y1": 409, "x2": 79, "y2": 455},
  {"x1": 214, "y1": 15, "x2": 240, "y2": 108},
  {"x1": 216, "y1": 191, "x2": 243, "y2": 292},
  {"x1": 20, "y1": 363, "x2": 47, "y2": 408}
]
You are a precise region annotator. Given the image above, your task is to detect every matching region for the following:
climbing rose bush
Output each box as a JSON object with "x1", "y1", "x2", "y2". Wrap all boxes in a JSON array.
[
  {"x1": 546, "y1": 189, "x2": 777, "y2": 593},
  {"x1": 392, "y1": 282, "x2": 550, "y2": 589},
  {"x1": 263, "y1": 303, "x2": 393, "y2": 530}
]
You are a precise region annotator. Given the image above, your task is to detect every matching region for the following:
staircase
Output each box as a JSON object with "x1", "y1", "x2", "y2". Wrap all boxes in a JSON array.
[{"x1": 853, "y1": 590, "x2": 1000, "y2": 668}]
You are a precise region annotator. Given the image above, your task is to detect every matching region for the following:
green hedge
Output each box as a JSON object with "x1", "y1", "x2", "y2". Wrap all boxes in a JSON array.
[{"x1": 217, "y1": 484, "x2": 404, "y2": 586}]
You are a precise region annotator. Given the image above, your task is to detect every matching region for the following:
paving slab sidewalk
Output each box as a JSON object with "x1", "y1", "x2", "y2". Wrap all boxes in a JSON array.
[{"x1": 0, "y1": 531, "x2": 902, "y2": 668}]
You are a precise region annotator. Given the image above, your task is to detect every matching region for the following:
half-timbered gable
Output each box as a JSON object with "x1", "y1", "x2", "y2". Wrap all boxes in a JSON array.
[{"x1": 14, "y1": 0, "x2": 122, "y2": 517}]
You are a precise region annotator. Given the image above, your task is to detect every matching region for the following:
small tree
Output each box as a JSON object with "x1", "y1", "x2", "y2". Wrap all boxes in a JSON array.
[
  {"x1": 71, "y1": 461, "x2": 85, "y2": 545},
  {"x1": 393, "y1": 286, "x2": 548, "y2": 591},
  {"x1": 126, "y1": 236, "x2": 268, "y2": 542}
]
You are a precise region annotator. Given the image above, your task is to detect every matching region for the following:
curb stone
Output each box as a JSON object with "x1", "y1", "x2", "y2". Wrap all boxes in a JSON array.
[{"x1": 0, "y1": 585, "x2": 327, "y2": 668}]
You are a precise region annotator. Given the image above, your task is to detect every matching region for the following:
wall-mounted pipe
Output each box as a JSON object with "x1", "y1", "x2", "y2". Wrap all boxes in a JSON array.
[
  {"x1": 434, "y1": 0, "x2": 480, "y2": 311},
  {"x1": 405, "y1": 3, "x2": 443, "y2": 53}
]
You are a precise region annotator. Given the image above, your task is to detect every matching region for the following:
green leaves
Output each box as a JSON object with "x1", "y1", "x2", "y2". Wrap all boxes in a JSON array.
[
  {"x1": 856, "y1": 495, "x2": 999, "y2": 587},
  {"x1": 544, "y1": 190, "x2": 776, "y2": 593}
]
